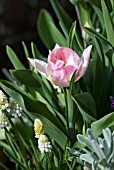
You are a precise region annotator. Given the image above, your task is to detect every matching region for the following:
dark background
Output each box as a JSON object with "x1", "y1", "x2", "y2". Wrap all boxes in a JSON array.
[{"x1": 0, "y1": 0, "x2": 76, "y2": 79}]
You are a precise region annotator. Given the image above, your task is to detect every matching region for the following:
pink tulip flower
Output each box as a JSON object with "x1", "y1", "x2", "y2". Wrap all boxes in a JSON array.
[{"x1": 29, "y1": 44, "x2": 92, "y2": 87}]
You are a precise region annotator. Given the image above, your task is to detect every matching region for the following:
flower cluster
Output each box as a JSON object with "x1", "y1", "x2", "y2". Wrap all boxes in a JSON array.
[
  {"x1": 0, "y1": 90, "x2": 9, "y2": 111},
  {"x1": 0, "y1": 90, "x2": 9, "y2": 128},
  {"x1": 0, "y1": 90, "x2": 23, "y2": 128},
  {"x1": 7, "y1": 97, "x2": 23, "y2": 118},
  {"x1": 0, "y1": 111, "x2": 9, "y2": 128},
  {"x1": 34, "y1": 118, "x2": 52, "y2": 153}
]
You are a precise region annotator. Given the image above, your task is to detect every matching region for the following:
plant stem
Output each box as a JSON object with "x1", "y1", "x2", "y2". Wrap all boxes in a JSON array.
[
  {"x1": 29, "y1": 139, "x2": 41, "y2": 170},
  {"x1": 63, "y1": 88, "x2": 69, "y2": 131},
  {"x1": 4, "y1": 116, "x2": 29, "y2": 170}
]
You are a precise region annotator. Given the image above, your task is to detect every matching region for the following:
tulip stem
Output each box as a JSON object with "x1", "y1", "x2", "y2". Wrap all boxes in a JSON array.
[{"x1": 63, "y1": 88, "x2": 69, "y2": 131}]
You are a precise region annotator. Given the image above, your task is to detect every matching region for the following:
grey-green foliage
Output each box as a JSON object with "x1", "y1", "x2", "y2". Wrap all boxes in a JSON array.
[{"x1": 69, "y1": 128, "x2": 114, "y2": 170}]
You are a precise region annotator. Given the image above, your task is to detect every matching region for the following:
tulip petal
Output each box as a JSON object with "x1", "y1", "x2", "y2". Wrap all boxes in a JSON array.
[
  {"x1": 64, "y1": 65, "x2": 77, "y2": 82},
  {"x1": 75, "y1": 62, "x2": 83, "y2": 82},
  {"x1": 48, "y1": 45, "x2": 79, "y2": 65},
  {"x1": 28, "y1": 58, "x2": 47, "y2": 78},
  {"x1": 50, "y1": 69, "x2": 70, "y2": 87},
  {"x1": 81, "y1": 45, "x2": 92, "y2": 73},
  {"x1": 48, "y1": 44, "x2": 60, "y2": 63},
  {"x1": 50, "y1": 76, "x2": 70, "y2": 87}
]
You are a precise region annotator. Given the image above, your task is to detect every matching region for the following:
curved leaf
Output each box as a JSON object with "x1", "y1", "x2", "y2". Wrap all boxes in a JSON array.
[
  {"x1": 0, "y1": 80, "x2": 68, "y2": 149},
  {"x1": 75, "y1": 92, "x2": 97, "y2": 119},
  {"x1": 11, "y1": 69, "x2": 41, "y2": 88},
  {"x1": 91, "y1": 112, "x2": 114, "y2": 135},
  {"x1": 38, "y1": 9, "x2": 67, "y2": 49},
  {"x1": 101, "y1": 0, "x2": 114, "y2": 46},
  {"x1": 6, "y1": 46, "x2": 25, "y2": 69},
  {"x1": 49, "y1": 0, "x2": 72, "y2": 32}
]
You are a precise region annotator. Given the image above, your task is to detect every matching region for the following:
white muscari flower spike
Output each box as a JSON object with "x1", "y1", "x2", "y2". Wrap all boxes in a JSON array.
[
  {"x1": 0, "y1": 90, "x2": 8, "y2": 111},
  {"x1": 34, "y1": 118, "x2": 44, "y2": 138},
  {"x1": 38, "y1": 134, "x2": 52, "y2": 153},
  {"x1": 0, "y1": 110, "x2": 9, "y2": 128},
  {"x1": 34, "y1": 118, "x2": 52, "y2": 153},
  {"x1": 7, "y1": 98, "x2": 23, "y2": 118}
]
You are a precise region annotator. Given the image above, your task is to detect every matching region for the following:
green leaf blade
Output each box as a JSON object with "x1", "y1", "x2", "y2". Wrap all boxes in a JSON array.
[
  {"x1": 101, "y1": 0, "x2": 114, "y2": 46},
  {"x1": 6, "y1": 46, "x2": 25, "y2": 69}
]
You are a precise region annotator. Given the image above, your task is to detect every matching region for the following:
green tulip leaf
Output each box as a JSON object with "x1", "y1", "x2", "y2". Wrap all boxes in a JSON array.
[
  {"x1": 101, "y1": 0, "x2": 114, "y2": 46},
  {"x1": 6, "y1": 46, "x2": 25, "y2": 69},
  {"x1": 0, "y1": 80, "x2": 68, "y2": 149},
  {"x1": 38, "y1": 9, "x2": 67, "y2": 49},
  {"x1": 91, "y1": 112, "x2": 114, "y2": 135}
]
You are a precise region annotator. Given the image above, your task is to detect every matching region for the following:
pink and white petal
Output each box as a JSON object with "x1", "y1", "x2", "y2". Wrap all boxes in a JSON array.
[
  {"x1": 48, "y1": 46, "x2": 79, "y2": 65},
  {"x1": 81, "y1": 45, "x2": 92, "y2": 72},
  {"x1": 50, "y1": 69, "x2": 70, "y2": 87},
  {"x1": 62, "y1": 47, "x2": 79, "y2": 63},
  {"x1": 66, "y1": 55, "x2": 79, "y2": 68},
  {"x1": 74, "y1": 62, "x2": 83, "y2": 82},
  {"x1": 46, "y1": 62, "x2": 54, "y2": 75},
  {"x1": 48, "y1": 44, "x2": 60, "y2": 63},
  {"x1": 53, "y1": 60, "x2": 65, "y2": 71},
  {"x1": 49, "y1": 75, "x2": 70, "y2": 87},
  {"x1": 53, "y1": 69, "x2": 65, "y2": 80},
  {"x1": 28, "y1": 58, "x2": 47, "y2": 78},
  {"x1": 54, "y1": 44, "x2": 60, "y2": 50},
  {"x1": 64, "y1": 65, "x2": 77, "y2": 82},
  {"x1": 53, "y1": 47, "x2": 79, "y2": 63}
]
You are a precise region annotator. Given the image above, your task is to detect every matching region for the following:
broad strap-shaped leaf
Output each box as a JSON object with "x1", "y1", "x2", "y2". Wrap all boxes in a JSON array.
[
  {"x1": 92, "y1": 43, "x2": 113, "y2": 116},
  {"x1": 11, "y1": 69, "x2": 41, "y2": 88},
  {"x1": 69, "y1": 0, "x2": 79, "y2": 5},
  {"x1": 48, "y1": 22, "x2": 67, "y2": 46},
  {"x1": 72, "y1": 94, "x2": 96, "y2": 124},
  {"x1": 49, "y1": 0, "x2": 72, "y2": 32},
  {"x1": 31, "y1": 42, "x2": 45, "y2": 61},
  {"x1": 0, "y1": 80, "x2": 68, "y2": 149},
  {"x1": 68, "y1": 21, "x2": 76, "y2": 48},
  {"x1": 6, "y1": 46, "x2": 25, "y2": 69},
  {"x1": 69, "y1": 70, "x2": 77, "y2": 95},
  {"x1": 66, "y1": 90, "x2": 76, "y2": 143},
  {"x1": 84, "y1": 27, "x2": 113, "y2": 49},
  {"x1": 110, "y1": 0, "x2": 114, "y2": 9},
  {"x1": 11, "y1": 69, "x2": 65, "y2": 124},
  {"x1": 106, "y1": 48, "x2": 114, "y2": 68},
  {"x1": 38, "y1": 9, "x2": 54, "y2": 49},
  {"x1": 90, "y1": 3, "x2": 104, "y2": 30},
  {"x1": 59, "y1": 21, "x2": 68, "y2": 39},
  {"x1": 22, "y1": 41, "x2": 30, "y2": 58},
  {"x1": 41, "y1": 76, "x2": 63, "y2": 113},
  {"x1": 0, "y1": 129, "x2": 6, "y2": 140},
  {"x1": 84, "y1": 58, "x2": 96, "y2": 95},
  {"x1": 4, "y1": 149, "x2": 26, "y2": 169},
  {"x1": 0, "y1": 141, "x2": 12, "y2": 153},
  {"x1": 101, "y1": 0, "x2": 114, "y2": 47},
  {"x1": 38, "y1": 9, "x2": 67, "y2": 49},
  {"x1": 91, "y1": 112, "x2": 114, "y2": 135},
  {"x1": 75, "y1": 92, "x2": 97, "y2": 119},
  {"x1": 0, "y1": 162, "x2": 10, "y2": 170},
  {"x1": 77, "y1": 2, "x2": 92, "y2": 27},
  {"x1": 22, "y1": 42, "x2": 32, "y2": 70}
]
